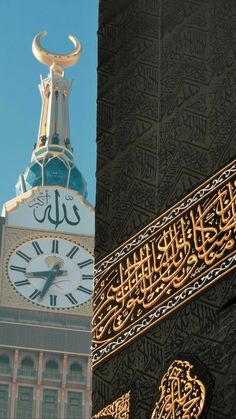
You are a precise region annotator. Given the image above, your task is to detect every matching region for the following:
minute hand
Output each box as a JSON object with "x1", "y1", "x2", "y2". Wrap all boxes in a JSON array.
[{"x1": 40, "y1": 264, "x2": 61, "y2": 299}]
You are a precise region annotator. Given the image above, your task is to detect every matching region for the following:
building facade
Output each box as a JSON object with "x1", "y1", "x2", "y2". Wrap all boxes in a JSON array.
[
  {"x1": 0, "y1": 33, "x2": 94, "y2": 419},
  {"x1": 92, "y1": 0, "x2": 236, "y2": 417}
]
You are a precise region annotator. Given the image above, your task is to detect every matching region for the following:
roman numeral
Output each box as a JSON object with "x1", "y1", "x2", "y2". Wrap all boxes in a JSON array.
[
  {"x1": 78, "y1": 259, "x2": 93, "y2": 269},
  {"x1": 82, "y1": 274, "x2": 93, "y2": 281},
  {"x1": 50, "y1": 295, "x2": 57, "y2": 306},
  {"x1": 32, "y1": 241, "x2": 43, "y2": 255},
  {"x1": 29, "y1": 289, "x2": 41, "y2": 300},
  {"x1": 16, "y1": 250, "x2": 32, "y2": 263},
  {"x1": 77, "y1": 285, "x2": 92, "y2": 295},
  {"x1": 66, "y1": 246, "x2": 79, "y2": 259},
  {"x1": 51, "y1": 239, "x2": 59, "y2": 254},
  {"x1": 10, "y1": 265, "x2": 26, "y2": 273},
  {"x1": 14, "y1": 279, "x2": 30, "y2": 287},
  {"x1": 65, "y1": 293, "x2": 78, "y2": 305}
]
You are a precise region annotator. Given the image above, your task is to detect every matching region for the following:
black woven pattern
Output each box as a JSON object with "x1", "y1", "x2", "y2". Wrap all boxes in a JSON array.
[{"x1": 93, "y1": 0, "x2": 236, "y2": 417}]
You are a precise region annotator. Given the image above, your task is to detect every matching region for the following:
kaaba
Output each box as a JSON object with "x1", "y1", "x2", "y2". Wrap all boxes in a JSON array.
[{"x1": 92, "y1": 0, "x2": 236, "y2": 417}]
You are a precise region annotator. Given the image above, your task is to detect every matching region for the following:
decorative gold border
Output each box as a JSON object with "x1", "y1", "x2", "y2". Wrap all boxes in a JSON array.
[
  {"x1": 92, "y1": 160, "x2": 236, "y2": 366},
  {"x1": 95, "y1": 159, "x2": 236, "y2": 275}
]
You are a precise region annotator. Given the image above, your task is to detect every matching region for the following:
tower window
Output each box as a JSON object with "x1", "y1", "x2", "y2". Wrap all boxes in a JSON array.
[
  {"x1": 19, "y1": 357, "x2": 36, "y2": 377},
  {"x1": 46, "y1": 360, "x2": 58, "y2": 370},
  {"x1": 0, "y1": 354, "x2": 10, "y2": 365},
  {"x1": 16, "y1": 386, "x2": 33, "y2": 419},
  {"x1": 0, "y1": 354, "x2": 10, "y2": 374},
  {"x1": 66, "y1": 392, "x2": 82, "y2": 419},
  {"x1": 41, "y1": 389, "x2": 58, "y2": 419},
  {"x1": 44, "y1": 360, "x2": 60, "y2": 380},
  {"x1": 0, "y1": 385, "x2": 9, "y2": 419},
  {"x1": 70, "y1": 362, "x2": 82, "y2": 373},
  {"x1": 67, "y1": 362, "x2": 84, "y2": 382},
  {"x1": 21, "y1": 357, "x2": 34, "y2": 368}
]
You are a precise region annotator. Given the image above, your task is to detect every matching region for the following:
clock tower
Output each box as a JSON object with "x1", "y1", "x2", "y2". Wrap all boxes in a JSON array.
[{"x1": 0, "y1": 32, "x2": 94, "y2": 419}]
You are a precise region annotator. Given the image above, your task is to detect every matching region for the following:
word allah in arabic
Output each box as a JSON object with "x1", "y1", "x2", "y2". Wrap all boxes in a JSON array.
[{"x1": 33, "y1": 189, "x2": 80, "y2": 229}]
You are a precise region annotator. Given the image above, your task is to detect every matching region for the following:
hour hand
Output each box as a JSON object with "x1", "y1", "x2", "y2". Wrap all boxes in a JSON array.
[{"x1": 25, "y1": 270, "x2": 67, "y2": 278}]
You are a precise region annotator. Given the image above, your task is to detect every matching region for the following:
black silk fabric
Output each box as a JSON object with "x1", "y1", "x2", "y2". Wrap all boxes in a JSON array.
[{"x1": 93, "y1": 0, "x2": 236, "y2": 417}]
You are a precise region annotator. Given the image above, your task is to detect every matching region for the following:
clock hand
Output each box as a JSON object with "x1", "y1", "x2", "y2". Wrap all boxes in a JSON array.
[
  {"x1": 25, "y1": 270, "x2": 67, "y2": 278},
  {"x1": 39, "y1": 264, "x2": 62, "y2": 299}
]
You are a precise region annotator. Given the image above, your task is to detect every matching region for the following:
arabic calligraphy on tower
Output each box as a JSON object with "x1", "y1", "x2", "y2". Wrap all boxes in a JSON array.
[
  {"x1": 30, "y1": 189, "x2": 80, "y2": 229},
  {"x1": 92, "y1": 160, "x2": 236, "y2": 365},
  {"x1": 5, "y1": 187, "x2": 94, "y2": 236}
]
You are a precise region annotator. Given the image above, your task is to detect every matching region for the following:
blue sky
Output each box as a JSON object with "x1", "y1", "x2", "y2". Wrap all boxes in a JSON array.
[{"x1": 0, "y1": 0, "x2": 98, "y2": 207}]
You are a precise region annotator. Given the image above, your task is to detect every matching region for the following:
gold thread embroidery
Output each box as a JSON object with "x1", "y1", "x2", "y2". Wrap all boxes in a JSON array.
[
  {"x1": 93, "y1": 162, "x2": 236, "y2": 365},
  {"x1": 151, "y1": 360, "x2": 206, "y2": 419},
  {"x1": 92, "y1": 391, "x2": 131, "y2": 419}
]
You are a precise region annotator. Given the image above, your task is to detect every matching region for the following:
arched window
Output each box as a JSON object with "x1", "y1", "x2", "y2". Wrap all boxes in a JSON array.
[
  {"x1": 44, "y1": 359, "x2": 60, "y2": 380},
  {"x1": 45, "y1": 360, "x2": 58, "y2": 370},
  {"x1": 0, "y1": 354, "x2": 9, "y2": 365},
  {"x1": 21, "y1": 357, "x2": 34, "y2": 368},
  {"x1": 69, "y1": 363, "x2": 82, "y2": 374},
  {"x1": 68, "y1": 362, "x2": 83, "y2": 382},
  {"x1": 0, "y1": 354, "x2": 10, "y2": 374},
  {"x1": 19, "y1": 357, "x2": 35, "y2": 377}
]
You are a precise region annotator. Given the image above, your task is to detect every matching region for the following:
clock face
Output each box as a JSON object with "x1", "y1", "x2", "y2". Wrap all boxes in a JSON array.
[{"x1": 6, "y1": 237, "x2": 94, "y2": 309}]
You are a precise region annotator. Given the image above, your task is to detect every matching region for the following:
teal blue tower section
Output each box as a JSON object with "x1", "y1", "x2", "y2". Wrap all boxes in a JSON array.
[{"x1": 16, "y1": 145, "x2": 87, "y2": 198}]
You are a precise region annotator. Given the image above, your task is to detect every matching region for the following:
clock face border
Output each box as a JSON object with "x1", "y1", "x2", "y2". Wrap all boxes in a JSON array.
[{"x1": 4, "y1": 234, "x2": 94, "y2": 310}]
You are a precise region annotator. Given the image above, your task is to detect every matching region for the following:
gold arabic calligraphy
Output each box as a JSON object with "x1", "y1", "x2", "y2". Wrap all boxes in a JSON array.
[
  {"x1": 93, "y1": 181, "x2": 236, "y2": 343},
  {"x1": 92, "y1": 361, "x2": 205, "y2": 418},
  {"x1": 91, "y1": 392, "x2": 131, "y2": 419},
  {"x1": 151, "y1": 360, "x2": 205, "y2": 419}
]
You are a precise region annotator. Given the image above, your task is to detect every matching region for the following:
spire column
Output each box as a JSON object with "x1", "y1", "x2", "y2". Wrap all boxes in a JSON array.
[{"x1": 16, "y1": 31, "x2": 87, "y2": 198}]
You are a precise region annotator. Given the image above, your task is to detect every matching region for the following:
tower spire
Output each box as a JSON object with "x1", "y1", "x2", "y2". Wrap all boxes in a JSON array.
[
  {"x1": 32, "y1": 31, "x2": 81, "y2": 153},
  {"x1": 16, "y1": 32, "x2": 87, "y2": 198}
]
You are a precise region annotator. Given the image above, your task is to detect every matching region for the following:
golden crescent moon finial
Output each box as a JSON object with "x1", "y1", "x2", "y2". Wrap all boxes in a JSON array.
[{"x1": 32, "y1": 31, "x2": 82, "y2": 69}]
